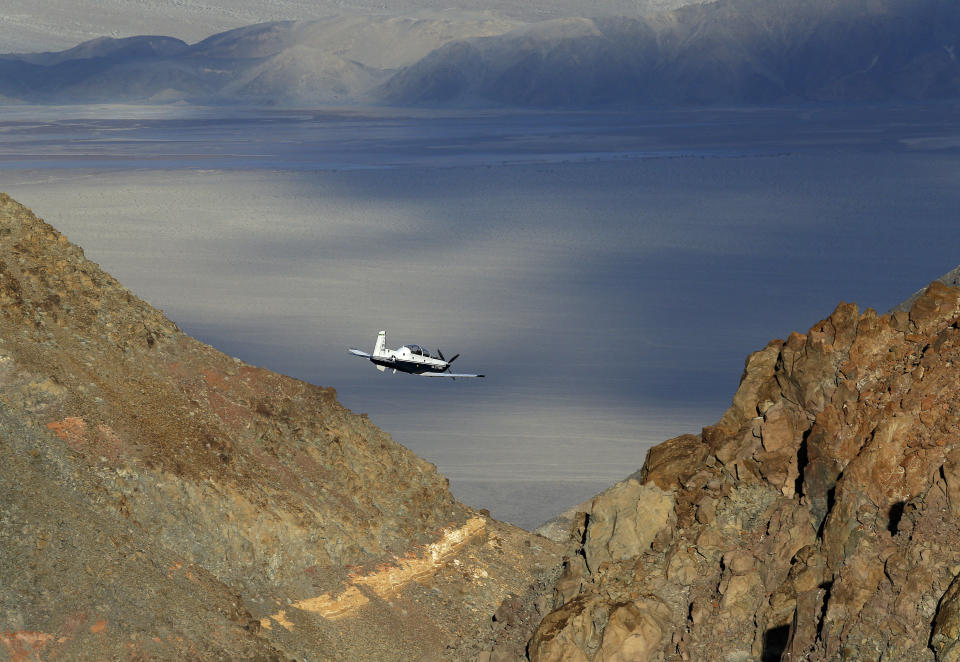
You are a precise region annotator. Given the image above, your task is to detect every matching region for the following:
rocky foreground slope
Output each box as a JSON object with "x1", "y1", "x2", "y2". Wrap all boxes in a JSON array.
[
  {"x1": 512, "y1": 276, "x2": 960, "y2": 660},
  {"x1": 0, "y1": 193, "x2": 561, "y2": 661}
]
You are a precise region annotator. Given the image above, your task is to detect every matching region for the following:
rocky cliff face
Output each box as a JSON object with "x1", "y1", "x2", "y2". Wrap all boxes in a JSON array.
[
  {"x1": 523, "y1": 278, "x2": 960, "y2": 661},
  {"x1": 0, "y1": 193, "x2": 561, "y2": 661}
]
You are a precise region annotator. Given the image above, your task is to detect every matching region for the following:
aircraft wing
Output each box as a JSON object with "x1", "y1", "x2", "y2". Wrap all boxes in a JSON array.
[
  {"x1": 348, "y1": 348, "x2": 372, "y2": 358},
  {"x1": 420, "y1": 372, "x2": 485, "y2": 378}
]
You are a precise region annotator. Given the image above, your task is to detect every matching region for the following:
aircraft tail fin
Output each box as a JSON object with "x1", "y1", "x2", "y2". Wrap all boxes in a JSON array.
[{"x1": 373, "y1": 330, "x2": 387, "y2": 357}]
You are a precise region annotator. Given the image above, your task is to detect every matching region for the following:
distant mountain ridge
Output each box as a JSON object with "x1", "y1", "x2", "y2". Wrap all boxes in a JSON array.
[
  {"x1": 0, "y1": 0, "x2": 701, "y2": 54},
  {"x1": 0, "y1": 17, "x2": 524, "y2": 105},
  {"x1": 1, "y1": 0, "x2": 960, "y2": 107},
  {"x1": 5, "y1": 35, "x2": 190, "y2": 67},
  {"x1": 382, "y1": 0, "x2": 960, "y2": 107}
]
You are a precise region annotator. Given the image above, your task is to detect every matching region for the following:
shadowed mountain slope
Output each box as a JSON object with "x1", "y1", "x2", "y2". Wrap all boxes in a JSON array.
[
  {"x1": 0, "y1": 17, "x2": 522, "y2": 105},
  {"x1": 0, "y1": 193, "x2": 561, "y2": 660},
  {"x1": 381, "y1": 0, "x2": 960, "y2": 107},
  {"x1": 3, "y1": 35, "x2": 189, "y2": 67},
  {"x1": 0, "y1": 0, "x2": 705, "y2": 54},
  {"x1": 0, "y1": 0, "x2": 960, "y2": 108},
  {"x1": 3, "y1": 0, "x2": 960, "y2": 106}
]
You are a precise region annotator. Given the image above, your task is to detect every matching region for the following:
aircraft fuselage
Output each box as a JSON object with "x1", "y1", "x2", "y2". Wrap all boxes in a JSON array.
[
  {"x1": 370, "y1": 347, "x2": 450, "y2": 375},
  {"x1": 348, "y1": 331, "x2": 484, "y2": 378}
]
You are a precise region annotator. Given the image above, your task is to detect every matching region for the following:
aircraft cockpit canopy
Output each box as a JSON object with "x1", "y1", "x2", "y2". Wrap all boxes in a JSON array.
[{"x1": 403, "y1": 344, "x2": 430, "y2": 357}]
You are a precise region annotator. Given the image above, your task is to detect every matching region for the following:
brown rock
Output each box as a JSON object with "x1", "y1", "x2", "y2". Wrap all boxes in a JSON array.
[
  {"x1": 909, "y1": 281, "x2": 960, "y2": 334},
  {"x1": 554, "y1": 555, "x2": 589, "y2": 607},
  {"x1": 594, "y1": 600, "x2": 669, "y2": 662},
  {"x1": 942, "y1": 449, "x2": 960, "y2": 518},
  {"x1": 666, "y1": 546, "x2": 701, "y2": 585},
  {"x1": 716, "y1": 341, "x2": 783, "y2": 435},
  {"x1": 723, "y1": 550, "x2": 755, "y2": 575},
  {"x1": 783, "y1": 586, "x2": 828, "y2": 661},
  {"x1": 933, "y1": 574, "x2": 960, "y2": 662},
  {"x1": 531, "y1": 276, "x2": 960, "y2": 662},
  {"x1": 640, "y1": 433, "x2": 708, "y2": 491},
  {"x1": 760, "y1": 401, "x2": 798, "y2": 453},
  {"x1": 529, "y1": 595, "x2": 606, "y2": 662},
  {"x1": 583, "y1": 479, "x2": 674, "y2": 572}
]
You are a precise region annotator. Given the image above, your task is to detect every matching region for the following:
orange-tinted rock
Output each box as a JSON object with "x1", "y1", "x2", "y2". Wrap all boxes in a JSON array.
[
  {"x1": 531, "y1": 275, "x2": 960, "y2": 662},
  {"x1": 942, "y1": 449, "x2": 960, "y2": 518},
  {"x1": 909, "y1": 281, "x2": 960, "y2": 333},
  {"x1": 760, "y1": 401, "x2": 798, "y2": 453},
  {"x1": 640, "y1": 433, "x2": 708, "y2": 491},
  {"x1": 933, "y1": 574, "x2": 960, "y2": 662},
  {"x1": 717, "y1": 340, "x2": 782, "y2": 435},
  {"x1": 529, "y1": 595, "x2": 606, "y2": 662}
]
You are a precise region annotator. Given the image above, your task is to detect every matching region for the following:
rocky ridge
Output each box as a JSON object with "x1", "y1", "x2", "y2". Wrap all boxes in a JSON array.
[
  {"x1": 518, "y1": 278, "x2": 960, "y2": 661},
  {"x1": 0, "y1": 193, "x2": 561, "y2": 661}
]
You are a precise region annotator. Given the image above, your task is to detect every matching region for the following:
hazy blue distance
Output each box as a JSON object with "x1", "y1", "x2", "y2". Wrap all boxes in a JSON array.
[
  {"x1": 2, "y1": 0, "x2": 960, "y2": 108},
  {"x1": 4, "y1": 104, "x2": 960, "y2": 528}
]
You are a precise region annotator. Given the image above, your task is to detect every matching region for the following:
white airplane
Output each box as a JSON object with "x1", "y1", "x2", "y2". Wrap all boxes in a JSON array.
[{"x1": 348, "y1": 331, "x2": 485, "y2": 378}]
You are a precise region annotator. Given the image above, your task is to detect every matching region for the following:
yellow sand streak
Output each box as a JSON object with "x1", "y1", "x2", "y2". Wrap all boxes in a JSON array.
[
  {"x1": 353, "y1": 516, "x2": 485, "y2": 594},
  {"x1": 292, "y1": 586, "x2": 370, "y2": 618},
  {"x1": 271, "y1": 610, "x2": 294, "y2": 631},
  {"x1": 263, "y1": 516, "x2": 486, "y2": 628}
]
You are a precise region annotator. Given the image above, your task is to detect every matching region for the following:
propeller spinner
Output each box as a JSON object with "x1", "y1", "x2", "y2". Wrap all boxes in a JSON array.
[{"x1": 436, "y1": 349, "x2": 460, "y2": 371}]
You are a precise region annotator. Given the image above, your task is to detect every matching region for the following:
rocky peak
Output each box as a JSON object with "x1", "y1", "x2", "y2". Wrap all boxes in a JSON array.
[
  {"x1": 525, "y1": 278, "x2": 960, "y2": 661},
  {"x1": 0, "y1": 194, "x2": 561, "y2": 661},
  {"x1": 891, "y1": 263, "x2": 960, "y2": 314}
]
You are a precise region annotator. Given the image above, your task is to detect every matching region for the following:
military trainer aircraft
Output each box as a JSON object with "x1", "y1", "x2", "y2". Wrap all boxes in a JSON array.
[{"x1": 348, "y1": 331, "x2": 485, "y2": 378}]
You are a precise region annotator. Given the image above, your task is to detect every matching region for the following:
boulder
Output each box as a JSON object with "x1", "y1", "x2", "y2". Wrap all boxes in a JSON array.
[{"x1": 583, "y1": 479, "x2": 674, "y2": 572}]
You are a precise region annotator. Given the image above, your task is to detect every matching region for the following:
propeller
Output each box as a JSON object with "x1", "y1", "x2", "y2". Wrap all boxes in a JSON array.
[{"x1": 436, "y1": 349, "x2": 460, "y2": 371}]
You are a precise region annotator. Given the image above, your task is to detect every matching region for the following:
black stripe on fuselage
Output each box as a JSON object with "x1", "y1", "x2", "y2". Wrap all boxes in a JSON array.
[{"x1": 371, "y1": 357, "x2": 445, "y2": 375}]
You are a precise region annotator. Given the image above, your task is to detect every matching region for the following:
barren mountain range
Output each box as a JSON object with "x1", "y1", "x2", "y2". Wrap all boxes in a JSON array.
[
  {"x1": 0, "y1": 0, "x2": 700, "y2": 54},
  {"x1": 2, "y1": 0, "x2": 960, "y2": 107}
]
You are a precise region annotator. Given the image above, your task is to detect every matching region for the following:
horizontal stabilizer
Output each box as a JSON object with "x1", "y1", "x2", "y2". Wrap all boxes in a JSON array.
[{"x1": 348, "y1": 348, "x2": 372, "y2": 358}]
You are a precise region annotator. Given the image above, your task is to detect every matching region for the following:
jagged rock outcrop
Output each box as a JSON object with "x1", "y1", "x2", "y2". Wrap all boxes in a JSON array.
[
  {"x1": 0, "y1": 193, "x2": 561, "y2": 660},
  {"x1": 892, "y1": 264, "x2": 960, "y2": 314},
  {"x1": 523, "y1": 277, "x2": 960, "y2": 661}
]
